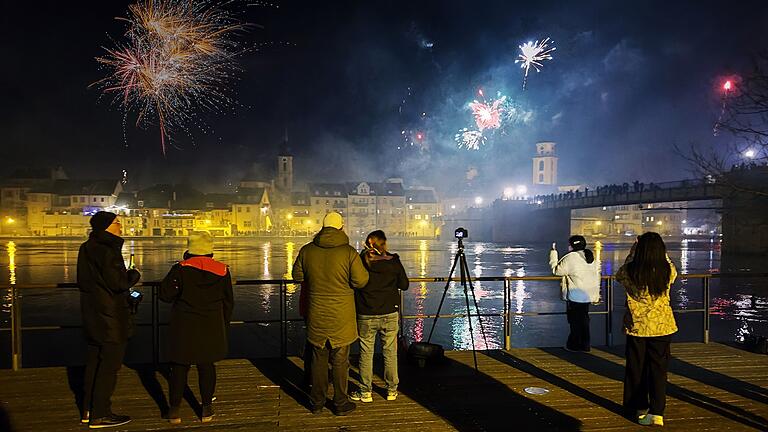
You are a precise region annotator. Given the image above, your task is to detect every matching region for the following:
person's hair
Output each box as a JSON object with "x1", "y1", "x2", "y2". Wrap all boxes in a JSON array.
[
  {"x1": 366, "y1": 230, "x2": 387, "y2": 246},
  {"x1": 626, "y1": 232, "x2": 671, "y2": 298},
  {"x1": 183, "y1": 251, "x2": 214, "y2": 260}
]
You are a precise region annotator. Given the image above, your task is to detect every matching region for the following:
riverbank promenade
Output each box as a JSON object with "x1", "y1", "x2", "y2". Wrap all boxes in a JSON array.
[{"x1": 1, "y1": 342, "x2": 766, "y2": 431}]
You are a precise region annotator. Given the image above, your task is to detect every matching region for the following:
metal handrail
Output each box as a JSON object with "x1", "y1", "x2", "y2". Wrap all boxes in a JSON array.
[{"x1": 2, "y1": 272, "x2": 766, "y2": 370}]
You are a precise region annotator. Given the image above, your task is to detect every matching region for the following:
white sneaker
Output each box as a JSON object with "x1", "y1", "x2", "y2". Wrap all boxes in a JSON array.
[
  {"x1": 386, "y1": 390, "x2": 398, "y2": 401},
  {"x1": 350, "y1": 390, "x2": 373, "y2": 403},
  {"x1": 638, "y1": 414, "x2": 664, "y2": 426}
]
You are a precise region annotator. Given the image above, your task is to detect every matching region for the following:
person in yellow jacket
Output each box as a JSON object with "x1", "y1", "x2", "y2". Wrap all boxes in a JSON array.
[{"x1": 616, "y1": 232, "x2": 678, "y2": 427}]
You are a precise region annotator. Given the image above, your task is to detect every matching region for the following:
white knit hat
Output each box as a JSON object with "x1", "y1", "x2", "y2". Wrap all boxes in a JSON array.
[
  {"x1": 322, "y1": 212, "x2": 344, "y2": 229},
  {"x1": 188, "y1": 231, "x2": 214, "y2": 255}
]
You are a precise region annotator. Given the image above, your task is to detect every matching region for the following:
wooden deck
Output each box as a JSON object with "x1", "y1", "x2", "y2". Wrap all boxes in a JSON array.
[{"x1": 0, "y1": 343, "x2": 766, "y2": 431}]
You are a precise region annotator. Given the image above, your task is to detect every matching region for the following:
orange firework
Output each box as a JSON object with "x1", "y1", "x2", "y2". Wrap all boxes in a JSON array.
[{"x1": 93, "y1": 0, "x2": 247, "y2": 155}]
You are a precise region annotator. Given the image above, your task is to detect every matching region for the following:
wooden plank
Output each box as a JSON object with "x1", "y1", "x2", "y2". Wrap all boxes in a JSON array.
[{"x1": 0, "y1": 343, "x2": 766, "y2": 431}]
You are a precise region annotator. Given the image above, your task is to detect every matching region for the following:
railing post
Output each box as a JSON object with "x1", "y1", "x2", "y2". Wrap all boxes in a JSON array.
[
  {"x1": 151, "y1": 284, "x2": 159, "y2": 369},
  {"x1": 605, "y1": 277, "x2": 614, "y2": 347},
  {"x1": 703, "y1": 276, "x2": 710, "y2": 344},
  {"x1": 279, "y1": 281, "x2": 287, "y2": 359},
  {"x1": 503, "y1": 279, "x2": 511, "y2": 350},
  {"x1": 10, "y1": 284, "x2": 21, "y2": 371}
]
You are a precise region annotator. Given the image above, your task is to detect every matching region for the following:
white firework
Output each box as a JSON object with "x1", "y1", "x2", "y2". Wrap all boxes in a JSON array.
[
  {"x1": 515, "y1": 37, "x2": 556, "y2": 89},
  {"x1": 455, "y1": 128, "x2": 486, "y2": 151}
]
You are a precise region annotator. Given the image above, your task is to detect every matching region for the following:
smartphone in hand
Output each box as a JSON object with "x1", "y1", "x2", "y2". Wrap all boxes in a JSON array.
[{"x1": 551, "y1": 242, "x2": 557, "y2": 250}]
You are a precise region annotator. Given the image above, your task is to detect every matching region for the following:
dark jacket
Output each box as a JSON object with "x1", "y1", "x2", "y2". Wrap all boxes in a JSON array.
[
  {"x1": 160, "y1": 256, "x2": 234, "y2": 364},
  {"x1": 355, "y1": 251, "x2": 409, "y2": 316},
  {"x1": 292, "y1": 227, "x2": 369, "y2": 348},
  {"x1": 77, "y1": 231, "x2": 141, "y2": 344}
]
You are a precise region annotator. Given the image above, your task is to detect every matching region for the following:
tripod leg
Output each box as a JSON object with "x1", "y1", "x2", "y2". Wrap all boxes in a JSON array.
[
  {"x1": 426, "y1": 250, "x2": 461, "y2": 344},
  {"x1": 461, "y1": 253, "x2": 489, "y2": 349},
  {"x1": 461, "y1": 268, "x2": 479, "y2": 372}
]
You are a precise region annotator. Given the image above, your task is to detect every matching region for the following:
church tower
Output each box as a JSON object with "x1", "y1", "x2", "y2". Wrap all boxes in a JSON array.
[
  {"x1": 277, "y1": 131, "x2": 293, "y2": 192},
  {"x1": 532, "y1": 141, "x2": 558, "y2": 185}
]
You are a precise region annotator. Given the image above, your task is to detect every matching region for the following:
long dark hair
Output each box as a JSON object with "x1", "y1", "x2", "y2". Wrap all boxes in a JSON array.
[{"x1": 627, "y1": 232, "x2": 671, "y2": 297}]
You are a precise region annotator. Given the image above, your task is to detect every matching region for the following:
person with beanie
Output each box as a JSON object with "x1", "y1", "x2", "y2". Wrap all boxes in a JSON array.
[
  {"x1": 549, "y1": 235, "x2": 601, "y2": 352},
  {"x1": 77, "y1": 211, "x2": 141, "y2": 428},
  {"x1": 159, "y1": 231, "x2": 234, "y2": 424},
  {"x1": 292, "y1": 212, "x2": 369, "y2": 416}
]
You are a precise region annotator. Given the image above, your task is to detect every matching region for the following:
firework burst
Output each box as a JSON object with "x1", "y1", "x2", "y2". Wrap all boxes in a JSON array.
[
  {"x1": 454, "y1": 128, "x2": 486, "y2": 150},
  {"x1": 515, "y1": 37, "x2": 556, "y2": 90},
  {"x1": 469, "y1": 96, "x2": 506, "y2": 131},
  {"x1": 93, "y1": 0, "x2": 247, "y2": 155}
]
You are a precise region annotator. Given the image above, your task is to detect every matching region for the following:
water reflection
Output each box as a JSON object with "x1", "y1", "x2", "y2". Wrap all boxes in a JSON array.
[{"x1": 1, "y1": 238, "x2": 765, "y2": 349}]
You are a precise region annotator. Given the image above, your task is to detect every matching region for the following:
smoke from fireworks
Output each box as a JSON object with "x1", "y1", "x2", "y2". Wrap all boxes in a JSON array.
[
  {"x1": 515, "y1": 37, "x2": 556, "y2": 90},
  {"x1": 93, "y1": 0, "x2": 247, "y2": 155}
]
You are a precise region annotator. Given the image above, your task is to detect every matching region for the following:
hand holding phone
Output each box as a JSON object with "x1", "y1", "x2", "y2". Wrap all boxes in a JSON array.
[{"x1": 551, "y1": 242, "x2": 557, "y2": 250}]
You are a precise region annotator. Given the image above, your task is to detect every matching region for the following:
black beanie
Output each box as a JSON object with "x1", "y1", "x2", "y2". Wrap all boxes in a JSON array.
[
  {"x1": 568, "y1": 235, "x2": 587, "y2": 251},
  {"x1": 90, "y1": 211, "x2": 117, "y2": 232}
]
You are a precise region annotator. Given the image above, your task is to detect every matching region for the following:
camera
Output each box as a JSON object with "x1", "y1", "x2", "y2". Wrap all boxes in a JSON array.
[
  {"x1": 128, "y1": 289, "x2": 143, "y2": 314},
  {"x1": 454, "y1": 227, "x2": 468, "y2": 239}
]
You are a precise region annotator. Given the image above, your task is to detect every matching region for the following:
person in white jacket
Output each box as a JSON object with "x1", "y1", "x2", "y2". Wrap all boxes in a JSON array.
[{"x1": 549, "y1": 235, "x2": 601, "y2": 352}]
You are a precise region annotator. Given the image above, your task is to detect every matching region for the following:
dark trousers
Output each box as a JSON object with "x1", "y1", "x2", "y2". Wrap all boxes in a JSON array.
[
  {"x1": 623, "y1": 335, "x2": 672, "y2": 416},
  {"x1": 566, "y1": 301, "x2": 590, "y2": 351},
  {"x1": 169, "y1": 363, "x2": 217, "y2": 407},
  {"x1": 303, "y1": 339, "x2": 313, "y2": 386},
  {"x1": 310, "y1": 341, "x2": 350, "y2": 409},
  {"x1": 83, "y1": 342, "x2": 127, "y2": 419}
]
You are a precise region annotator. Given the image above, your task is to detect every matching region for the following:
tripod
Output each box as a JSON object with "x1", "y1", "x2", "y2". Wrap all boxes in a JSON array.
[{"x1": 426, "y1": 237, "x2": 489, "y2": 371}]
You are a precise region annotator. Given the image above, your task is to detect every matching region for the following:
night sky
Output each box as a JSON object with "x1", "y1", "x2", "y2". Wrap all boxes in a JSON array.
[{"x1": 2, "y1": 0, "x2": 768, "y2": 194}]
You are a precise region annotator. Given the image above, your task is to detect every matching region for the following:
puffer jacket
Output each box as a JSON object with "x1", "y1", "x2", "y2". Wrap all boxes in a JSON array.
[
  {"x1": 355, "y1": 251, "x2": 409, "y2": 316},
  {"x1": 549, "y1": 249, "x2": 601, "y2": 303},
  {"x1": 616, "y1": 255, "x2": 678, "y2": 337},
  {"x1": 292, "y1": 227, "x2": 369, "y2": 348}
]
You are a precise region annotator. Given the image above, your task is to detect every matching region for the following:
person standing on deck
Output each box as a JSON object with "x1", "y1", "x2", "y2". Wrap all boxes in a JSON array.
[
  {"x1": 160, "y1": 231, "x2": 234, "y2": 425},
  {"x1": 616, "y1": 232, "x2": 678, "y2": 427},
  {"x1": 77, "y1": 211, "x2": 140, "y2": 429},
  {"x1": 292, "y1": 212, "x2": 369, "y2": 416},
  {"x1": 549, "y1": 235, "x2": 601, "y2": 352}
]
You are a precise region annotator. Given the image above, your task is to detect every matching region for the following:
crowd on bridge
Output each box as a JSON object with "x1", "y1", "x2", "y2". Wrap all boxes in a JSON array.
[
  {"x1": 532, "y1": 180, "x2": 668, "y2": 203},
  {"x1": 64, "y1": 210, "x2": 679, "y2": 429}
]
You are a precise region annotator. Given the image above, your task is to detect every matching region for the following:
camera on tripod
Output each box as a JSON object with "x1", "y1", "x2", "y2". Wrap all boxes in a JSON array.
[
  {"x1": 128, "y1": 289, "x2": 143, "y2": 315},
  {"x1": 454, "y1": 227, "x2": 468, "y2": 239}
]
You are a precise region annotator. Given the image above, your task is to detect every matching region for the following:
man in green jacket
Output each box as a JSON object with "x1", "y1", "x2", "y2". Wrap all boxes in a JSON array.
[{"x1": 292, "y1": 212, "x2": 369, "y2": 416}]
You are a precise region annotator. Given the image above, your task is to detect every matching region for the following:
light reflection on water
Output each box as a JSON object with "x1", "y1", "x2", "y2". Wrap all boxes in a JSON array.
[{"x1": 0, "y1": 237, "x2": 766, "y2": 349}]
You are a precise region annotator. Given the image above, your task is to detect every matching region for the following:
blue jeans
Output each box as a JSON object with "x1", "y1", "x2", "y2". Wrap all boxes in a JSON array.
[{"x1": 357, "y1": 312, "x2": 399, "y2": 392}]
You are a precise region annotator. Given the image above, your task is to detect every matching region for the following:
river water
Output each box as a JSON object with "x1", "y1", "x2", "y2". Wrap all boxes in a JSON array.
[{"x1": 1, "y1": 237, "x2": 766, "y2": 366}]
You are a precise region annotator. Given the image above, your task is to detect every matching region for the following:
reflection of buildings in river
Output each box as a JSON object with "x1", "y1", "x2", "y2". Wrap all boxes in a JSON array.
[
  {"x1": 677, "y1": 240, "x2": 690, "y2": 308},
  {"x1": 262, "y1": 242, "x2": 271, "y2": 277},
  {"x1": 513, "y1": 267, "x2": 528, "y2": 327},
  {"x1": 8, "y1": 241, "x2": 16, "y2": 286},
  {"x1": 284, "y1": 242, "x2": 298, "y2": 298},
  {"x1": 260, "y1": 242, "x2": 273, "y2": 312},
  {"x1": 411, "y1": 282, "x2": 427, "y2": 342},
  {"x1": 418, "y1": 240, "x2": 428, "y2": 277}
]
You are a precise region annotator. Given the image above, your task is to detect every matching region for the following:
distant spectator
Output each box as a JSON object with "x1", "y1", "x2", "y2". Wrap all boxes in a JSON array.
[
  {"x1": 616, "y1": 232, "x2": 678, "y2": 427},
  {"x1": 292, "y1": 212, "x2": 369, "y2": 416},
  {"x1": 160, "y1": 231, "x2": 234, "y2": 424}
]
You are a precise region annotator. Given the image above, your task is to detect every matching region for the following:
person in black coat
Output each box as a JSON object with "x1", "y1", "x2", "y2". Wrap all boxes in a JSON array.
[
  {"x1": 350, "y1": 230, "x2": 409, "y2": 403},
  {"x1": 160, "y1": 231, "x2": 234, "y2": 424},
  {"x1": 77, "y1": 211, "x2": 140, "y2": 428}
]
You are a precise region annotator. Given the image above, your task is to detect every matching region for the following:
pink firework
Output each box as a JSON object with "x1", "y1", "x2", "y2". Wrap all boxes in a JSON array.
[{"x1": 469, "y1": 97, "x2": 505, "y2": 131}]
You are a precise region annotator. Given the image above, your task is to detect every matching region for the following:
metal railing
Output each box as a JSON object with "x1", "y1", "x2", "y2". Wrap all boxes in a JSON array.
[{"x1": 2, "y1": 273, "x2": 764, "y2": 371}]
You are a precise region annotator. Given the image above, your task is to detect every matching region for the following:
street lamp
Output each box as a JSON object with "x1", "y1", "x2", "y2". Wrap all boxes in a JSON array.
[
  {"x1": 743, "y1": 149, "x2": 757, "y2": 159},
  {"x1": 503, "y1": 187, "x2": 514, "y2": 200},
  {"x1": 516, "y1": 185, "x2": 528, "y2": 196},
  {"x1": 474, "y1": 196, "x2": 484, "y2": 206}
]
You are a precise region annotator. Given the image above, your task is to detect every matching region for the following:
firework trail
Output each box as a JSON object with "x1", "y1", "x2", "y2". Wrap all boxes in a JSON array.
[
  {"x1": 515, "y1": 37, "x2": 556, "y2": 90},
  {"x1": 93, "y1": 0, "x2": 247, "y2": 155},
  {"x1": 454, "y1": 128, "x2": 486, "y2": 150},
  {"x1": 713, "y1": 79, "x2": 733, "y2": 136}
]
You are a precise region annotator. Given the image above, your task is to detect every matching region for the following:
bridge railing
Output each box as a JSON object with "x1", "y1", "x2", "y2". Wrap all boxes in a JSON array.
[{"x1": 2, "y1": 272, "x2": 765, "y2": 370}]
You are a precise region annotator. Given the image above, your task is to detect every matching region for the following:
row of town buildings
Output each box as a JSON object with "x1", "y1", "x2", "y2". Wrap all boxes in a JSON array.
[{"x1": 0, "y1": 161, "x2": 444, "y2": 239}]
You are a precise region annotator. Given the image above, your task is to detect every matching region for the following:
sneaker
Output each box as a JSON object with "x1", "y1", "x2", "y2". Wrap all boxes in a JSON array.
[
  {"x1": 167, "y1": 406, "x2": 181, "y2": 425},
  {"x1": 638, "y1": 414, "x2": 664, "y2": 426},
  {"x1": 350, "y1": 390, "x2": 373, "y2": 403},
  {"x1": 89, "y1": 414, "x2": 131, "y2": 429},
  {"x1": 636, "y1": 409, "x2": 649, "y2": 419},
  {"x1": 386, "y1": 390, "x2": 398, "y2": 401},
  {"x1": 333, "y1": 401, "x2": 356, "y2": 416},
  {"x1": 80, "y1": 410, "x2": 90, "y2": 424},
  {"x1": 201, "y1": 404, "x2": 214, "y2": 423},
  {"x1": 310, "y1": 405, "x2": 323, "y2": 415},
  {"x1": 563, "y1": 346, "x2": 578, "y2": 353}
]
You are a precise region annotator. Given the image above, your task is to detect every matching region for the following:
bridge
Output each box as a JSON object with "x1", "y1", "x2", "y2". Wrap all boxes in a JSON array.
[{"x1": 486, "y1": 168, "x2": 768, "y2": 261}]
